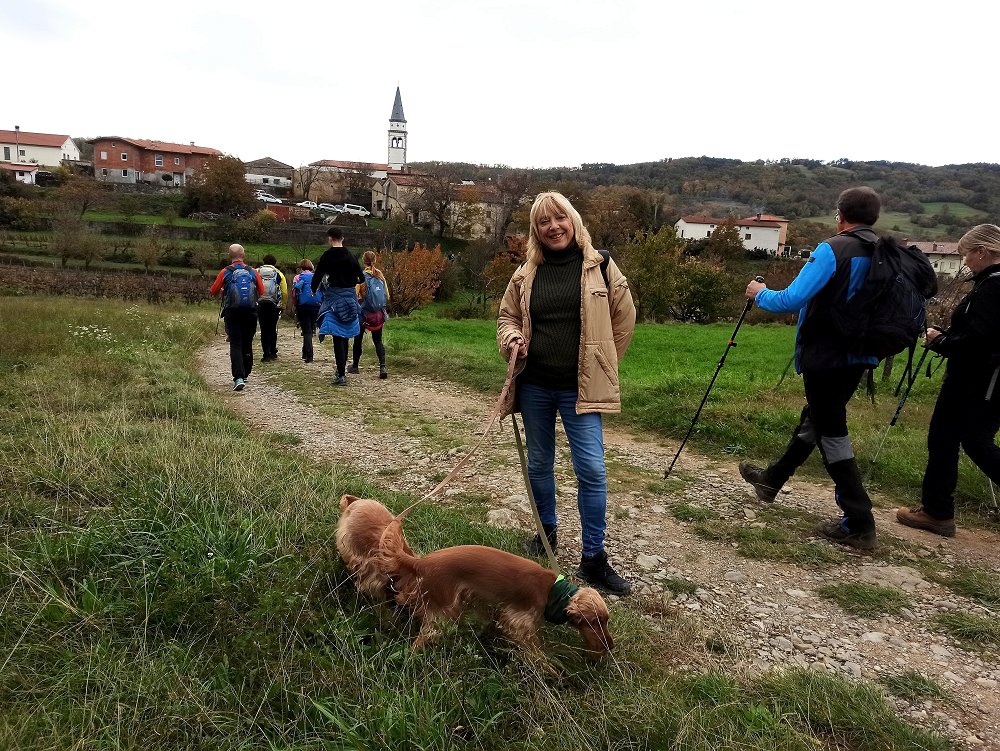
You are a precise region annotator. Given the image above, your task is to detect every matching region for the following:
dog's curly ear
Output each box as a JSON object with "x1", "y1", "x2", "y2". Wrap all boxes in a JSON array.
[{"x1": 339, "y1": 494, "x2": 359, "y2": 512}]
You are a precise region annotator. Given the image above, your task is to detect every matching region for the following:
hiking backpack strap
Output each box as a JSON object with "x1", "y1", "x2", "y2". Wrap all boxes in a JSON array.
[{"x1": 598, "y1": 249, "x2": 611, "y2": 287}]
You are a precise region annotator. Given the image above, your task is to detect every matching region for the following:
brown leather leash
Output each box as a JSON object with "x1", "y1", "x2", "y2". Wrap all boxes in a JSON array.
[
  {"x1": 393, "y1": 352, "x2": 518, "y2": 521},
  {"x1": 391, "y1": 351, "x2": 561, "y2": 573}
]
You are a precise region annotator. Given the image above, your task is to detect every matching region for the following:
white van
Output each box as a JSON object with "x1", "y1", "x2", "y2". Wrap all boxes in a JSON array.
[{"x1": 341, "y1": 204, "x2": 370, "y2": 217}]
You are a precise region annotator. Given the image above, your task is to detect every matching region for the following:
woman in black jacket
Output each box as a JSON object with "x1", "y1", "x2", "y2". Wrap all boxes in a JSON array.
[{"x1": 898, "y1": 224, "x2": 1000, "y2": 536}]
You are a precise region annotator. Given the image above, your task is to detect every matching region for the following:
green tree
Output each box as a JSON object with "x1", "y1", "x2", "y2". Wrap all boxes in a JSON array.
[
  {"x1": 702, "y1": 221, "x2": 745, "y2": 264},
  {"x1": 185, "y1": 155, "x2": 256, "y2": 215}
]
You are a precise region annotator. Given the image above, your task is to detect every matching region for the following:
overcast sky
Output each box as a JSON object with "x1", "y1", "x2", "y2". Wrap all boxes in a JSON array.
[{"x1": 5, "y1": 0, "x2": 995, "y2": 170}]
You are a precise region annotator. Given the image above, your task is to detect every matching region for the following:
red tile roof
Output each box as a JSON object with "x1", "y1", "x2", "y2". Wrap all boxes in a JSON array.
[
  {"x1": 89, "y1": 136, "x2": 221, "y2": 156},
  {"x1": 678, "y1": 215, "x2": 730, "y2": 225},
  {"x1": 0, "y1": 162, "x2": 38, "y2": 172},
  {"x1": 736, "y1": 218, "x2": 782, "y2": 229},
  {"x1": 0, "y1": 129, "x2": 70, "y2": 147},
  {"x1": 908, "y1": 241, "x2": 961, "y2": 256}
]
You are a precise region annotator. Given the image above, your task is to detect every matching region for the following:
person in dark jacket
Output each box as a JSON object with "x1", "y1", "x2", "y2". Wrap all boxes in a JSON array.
[
  {"x1": 312, "y1": 228, "x2": 365, "y2": 385},
  {"x1": 897, "y1": 224, "x2": 1000, "y2": 537},
  {"x1": 209, "y1": 244, "x2": 265, "y2": 391},
  {"x1": 739, "y1": 186, "x2": 882, "y2": 550}
]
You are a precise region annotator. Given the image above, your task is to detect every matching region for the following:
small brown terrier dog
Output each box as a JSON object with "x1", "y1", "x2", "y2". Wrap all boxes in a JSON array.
[
  {"x1": 378, "y1": 519, "x2": 613, "y2": 657},
  {"x1": 335, "y1": 494, "x2": 414, "y2": 599}
]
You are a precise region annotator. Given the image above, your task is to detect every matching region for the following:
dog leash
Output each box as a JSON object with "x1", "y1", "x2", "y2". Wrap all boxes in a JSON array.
[
  {"x1": 511, "y1": 413, "x2": 560, "y2": 574},
  {"x1": 393, "y1": 351, "x2": 519, "y2": 522}
]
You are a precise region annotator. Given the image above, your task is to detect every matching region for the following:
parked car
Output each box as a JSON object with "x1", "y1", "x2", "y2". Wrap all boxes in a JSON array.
[
  {"x1": 296, "y1": 200, "x2": 318, "y2": 209},
  {"x1": 341, "y1": 204, "x2": 370, "y2": 217},
  {"x1": 257, "y1": 193, "x2": 282, "y2": 204},
  {"x1": 318, "y1": 203, "x2": 343, "y2": 212}
]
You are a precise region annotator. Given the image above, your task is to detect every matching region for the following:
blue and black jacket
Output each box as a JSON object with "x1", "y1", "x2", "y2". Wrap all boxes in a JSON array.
[{"x1": 755, "y1": 227, "x2": 881, "y2": 372}]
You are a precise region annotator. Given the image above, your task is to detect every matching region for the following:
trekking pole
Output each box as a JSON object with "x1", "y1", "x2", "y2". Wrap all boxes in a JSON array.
[
  {"x1": 773, "y1": 354, "x2": 795, "y2": 390},
  {"x1": 664, "y1": 276, "x2": 764, "y2": 479},
  {"x1": 866, "y1": 344, "x2": 932, "y2": 478}
]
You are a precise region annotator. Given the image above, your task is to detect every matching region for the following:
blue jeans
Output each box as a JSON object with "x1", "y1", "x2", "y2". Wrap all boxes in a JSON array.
[{"x1": 518, "y1": 383, "x2": 607, "y2": 557}]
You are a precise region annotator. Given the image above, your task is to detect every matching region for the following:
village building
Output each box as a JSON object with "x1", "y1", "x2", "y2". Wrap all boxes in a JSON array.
[
  {"x1": 907, "y1": 240, "x2": 963, "y2": 279},
  {"x1": 89, "y1": 136, "x2": 221, "y2": 186},
  {"x1": 674, "y1": 214, "x2": 783, "y2": 254},
  {"x1": 0, "y1": 128, "x2": 80, "y2": 169},
  {"x1": 244, "y1": 157, "x2": 294, "y2": 195}
]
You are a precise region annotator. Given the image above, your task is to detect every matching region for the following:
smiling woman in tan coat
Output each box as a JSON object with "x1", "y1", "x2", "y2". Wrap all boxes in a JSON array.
[{"x1": 497, "y1": 191, "x2": 636, "y2": 595}]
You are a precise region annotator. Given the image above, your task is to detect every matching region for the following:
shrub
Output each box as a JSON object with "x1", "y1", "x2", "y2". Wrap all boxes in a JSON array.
[{"x1": 381, "y1": 242, "x2": 448, "y2": 315}]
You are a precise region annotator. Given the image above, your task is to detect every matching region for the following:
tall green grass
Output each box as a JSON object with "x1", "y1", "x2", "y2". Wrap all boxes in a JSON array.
[{"x1": 0, "y1": 297, "x2": 949, "y2": 750}]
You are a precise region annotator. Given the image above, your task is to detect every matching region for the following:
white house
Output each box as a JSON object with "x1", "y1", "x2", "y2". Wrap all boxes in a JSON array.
[
  {"x1": 908, "y1": 240, "x2": 962, "y2": 279},
  {"x1": 674, "y1": 215, "x2": 781, "y2": 253},
  {"x1": 0, "y1": 129, "x2": 79, "y2": 168},
  {"x1": 0, "y1": 162, "x2": 38, "y2": 184}
]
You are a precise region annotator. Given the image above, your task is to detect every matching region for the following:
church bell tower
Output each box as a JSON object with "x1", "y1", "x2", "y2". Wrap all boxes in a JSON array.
[{"x1": 388, "y1": 87, "x2": 407, "y2": 172}]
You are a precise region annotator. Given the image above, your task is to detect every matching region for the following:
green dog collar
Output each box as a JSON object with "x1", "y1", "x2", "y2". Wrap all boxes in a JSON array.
[{"x1": 544, "y1": 574, "x2": 579, "y2": 624}]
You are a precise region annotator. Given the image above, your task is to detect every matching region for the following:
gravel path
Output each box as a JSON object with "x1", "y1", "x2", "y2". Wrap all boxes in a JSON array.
[{"x1": 200, "y1": 325, "x2": 1000, "y2": 749}]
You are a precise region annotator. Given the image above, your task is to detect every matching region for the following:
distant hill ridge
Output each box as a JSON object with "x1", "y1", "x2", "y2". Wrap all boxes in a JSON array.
[{"x1": 410, "y1": 157, "x2": 1000, "y2": 223}]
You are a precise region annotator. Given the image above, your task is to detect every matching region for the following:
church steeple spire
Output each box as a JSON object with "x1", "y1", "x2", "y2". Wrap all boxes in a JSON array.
[{"x1": 388, "y1": 87, "x2": 407, "y2": 171}]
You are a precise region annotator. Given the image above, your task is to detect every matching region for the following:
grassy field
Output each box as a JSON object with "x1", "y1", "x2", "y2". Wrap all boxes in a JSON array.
[
  {"x1": 0, "y1": 296, "x2": 950, "y2": 750},
  {"x1": 799, "y1": 202, "x2": 987, "y2": 242}
]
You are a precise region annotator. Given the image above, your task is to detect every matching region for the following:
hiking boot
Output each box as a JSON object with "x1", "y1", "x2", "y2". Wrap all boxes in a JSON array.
[
  {"x1": 332, "y1": 375, "x2": 347, "y2": 386},
  {"x1": 233, "y1": 378, "x2": 245, "y2": 391},
  {"x1": 523, "y1": 524, "x2": 557, "y2": 557},
  {"x1": 815, "y1": 518, "x2": 877, "y2": 551},
  {"x1": 379, "y1": 365, "x2": 388, "y2": 380},
  {"x1": 578, "y1": 551, "x2": 631, "y2": 596},
  {"x1": 739, "y1": 461, "x2": 779, "y2": 503},
  {"x1": 347, "y1": 364, "x2": 360, "y2": 374},
  {"x1": 896, "y1": 506, "x2": 956, "y2": 537}
]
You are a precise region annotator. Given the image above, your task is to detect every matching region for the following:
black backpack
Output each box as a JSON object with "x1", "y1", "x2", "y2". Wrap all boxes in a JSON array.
[{"x1": 828, "y1": 233, "x2": 938, "y2": 360}]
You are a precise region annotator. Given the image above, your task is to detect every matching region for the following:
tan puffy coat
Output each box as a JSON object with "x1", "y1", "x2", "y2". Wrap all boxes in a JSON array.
[{"x1": 497, "y1": 246, "x2": 636, "y2": 416}]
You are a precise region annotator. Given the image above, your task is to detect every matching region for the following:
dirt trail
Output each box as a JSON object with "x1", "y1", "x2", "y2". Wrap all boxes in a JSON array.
[{"x1": 200, "y1": 326, "x2": 1000, "y2": 749}]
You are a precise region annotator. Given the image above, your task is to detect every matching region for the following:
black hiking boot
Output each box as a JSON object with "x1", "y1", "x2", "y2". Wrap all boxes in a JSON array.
[
  {"x1": 523, "y1": 524, "x2": 557, "y2": 557},
  {"x1": 379, "y1": 364, "x2": 388, "y2": 380},
  {"x1": 347, "y1": 364, "x2": 359, "y2": 374},
  {"x1": 738, "y1": 461, "x2": 780, "y2": 503},
  {"x1": 578, "y1": 551, "x2": 631, "y2": 596},
  {"x1": 815, "y1": 518, "x2": 877, "y2": 551}
]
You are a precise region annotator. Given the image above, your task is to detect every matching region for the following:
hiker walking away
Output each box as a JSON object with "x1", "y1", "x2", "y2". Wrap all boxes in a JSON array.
[
  {"x1": 291, "y1": 258, "x2": 322, "y2": 363},
  {"x1": 257, "y1": 254, "x2": 287, "y2": 362},
  {"x1": 740, "y1": 186, "x2": 882, "y2": 550},
  {"x1": 348, "y1": 250, "x2": 390, "y2": 379},
  {"x1": 209, "y1": 243, "x2": 265, "y2": 391},
  {"x1": 497, "y1": 191, "x2": 637, "y2": 595},
  {"x1": 313, "y1": 228, "x2": 364, "y2": 386},
  {"x1": 898, "y1": 224, "x2": 1000, "y2": 537}
]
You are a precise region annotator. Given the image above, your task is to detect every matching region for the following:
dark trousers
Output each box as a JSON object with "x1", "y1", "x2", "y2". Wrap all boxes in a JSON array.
[
  {"x1": 332, "y1": 336, "x2": 349, "y2": 377},
  {"x1": 298, "y1": 305, "x2": 319, "y2": 362},
  {"x1": 922, "y1": 372, "x2": 1000, "y2": 519},
  {"x1": 767, "y1": 365, "x2": 874, "y2": 531},
  {"x1": 223, "y1": 309, "x2": 258, "y2": 381},
  {"x1": 258, "y1": 303, "x2": 280, "y2": 359},
  {"x1": 352, "y1": 327, "x2": 385, "y2": 366}
]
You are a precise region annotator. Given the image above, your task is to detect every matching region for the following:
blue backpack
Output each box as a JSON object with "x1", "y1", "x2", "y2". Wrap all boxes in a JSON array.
[
  {"x1": 223, "y1": 265, "x2": 259, "y2": 311},
  {"x1": 295, "y1": 271, "x2": 322, "y2": 306},
  {"x1": 361, "y1": 272, "x2": 387, "y2": 313}
]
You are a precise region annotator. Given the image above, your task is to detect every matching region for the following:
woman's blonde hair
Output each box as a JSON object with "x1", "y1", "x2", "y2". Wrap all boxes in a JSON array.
[
  {"x1": 958, "y1": 224, "x2": 1000, "y2": 258},
  {"x1": 362, "y1": 250, "x2": 378, "y2": 267},
  {"x1": 526, "y1": 191, "x2": 593, "y2": 264},
  {"x1": 299, "y1": 258, "x2": 314, "y2": 271}
]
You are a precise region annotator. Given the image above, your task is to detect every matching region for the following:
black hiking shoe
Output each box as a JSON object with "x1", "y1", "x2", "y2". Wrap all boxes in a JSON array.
[
  {"x1": 347, "y1": 364, "x2": 359, "y2": 374},
  {"x1": 379, "y1": 365, "x2": 388, "y2": 380},
  {"x1": 523, "y1": 525, "x2": 557, "y2": 557},
  {"x1": 815, "y1": 518, "x2": 877, "y2": 551},
  {"x1": 738, "y1": 461, "x2": 780, "y2": 503},
  {"x1": 578, "y1": 551, "x2": 631, "y2": 596}
]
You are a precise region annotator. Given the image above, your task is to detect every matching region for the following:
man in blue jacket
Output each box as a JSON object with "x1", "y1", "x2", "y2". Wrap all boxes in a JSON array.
[{"x1": 739, "y1": 186, "x2": 882, "y2": 550}]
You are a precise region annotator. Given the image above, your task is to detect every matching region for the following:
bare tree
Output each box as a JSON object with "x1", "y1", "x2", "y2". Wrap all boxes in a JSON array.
[
  {"x1": 409, "y1": 165, "x2": 458, "y2": 237},
  {"x1": 492, "y1": 168, "x2": 529, "y2": 241},
  {"x1": 294, "y1": 165, "x2": 323, "y2": 200}
]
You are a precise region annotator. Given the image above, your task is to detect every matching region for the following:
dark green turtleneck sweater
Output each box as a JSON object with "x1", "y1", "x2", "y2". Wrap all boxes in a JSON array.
[{"x1": 519, "y1": 244, "x2": 582, "y2": 390}]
